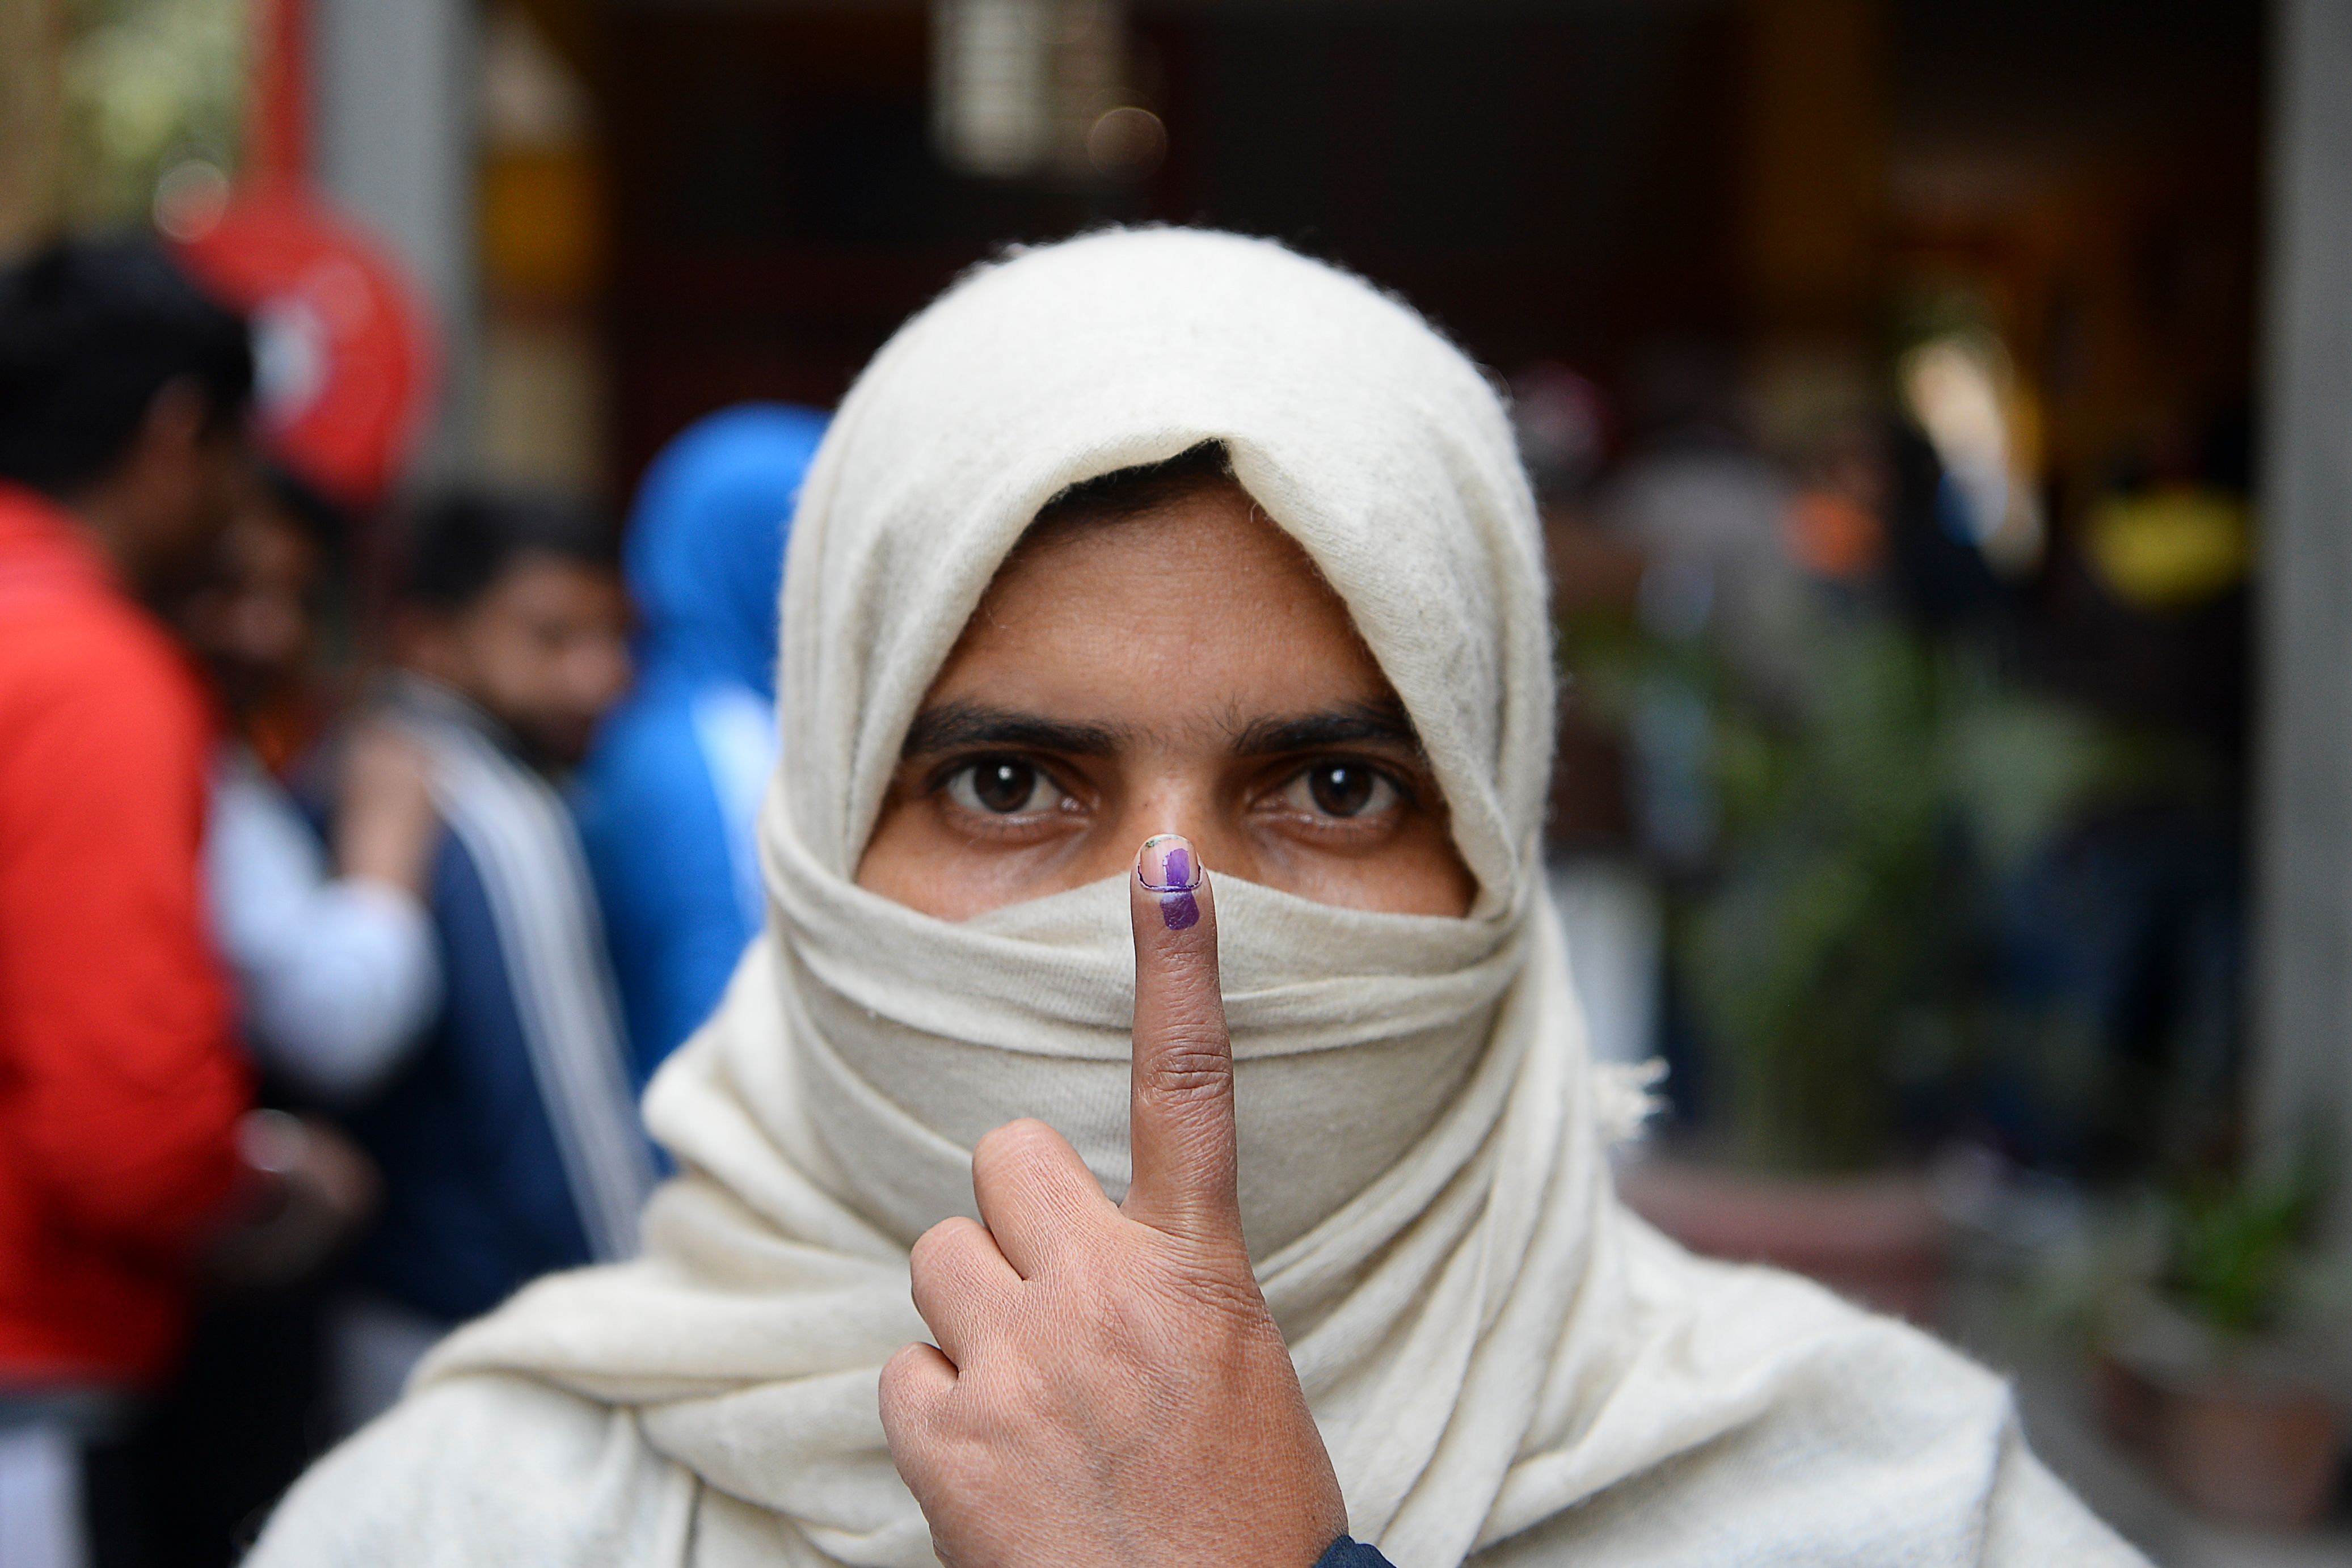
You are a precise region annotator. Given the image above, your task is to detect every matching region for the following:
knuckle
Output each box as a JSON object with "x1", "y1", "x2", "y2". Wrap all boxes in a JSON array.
[
  {"x1": 1088, "y1": 1292, "x2": 1165, "y2": 1369},
  {"x1": 908, "y1": 1216, "x2": 980, "y2": 1280},
  {"x1": 972, "y1": 1116, "x2": 1059, "y2": 1181},
  {"x1": 1179, "y1": 1264, "x2": 1274, "y2": 1327},
  {"x1": 989, "y1": 1346, "x2": 1072, "y2": 1426},
  {"x1": 1053, "y1": 1242, "x2": 1186, "y2": 1356},
  {"x1": 1140, "y1": 1025, "x2": 1233, "y2": 1101},
  {"x1": 876, "y1": 1345, "x2": 932, "y2": 1422}
]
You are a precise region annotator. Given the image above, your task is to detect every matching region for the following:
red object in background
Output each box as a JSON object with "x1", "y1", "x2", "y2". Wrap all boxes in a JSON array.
[
  {"x1": 246, "y1": 0, "x2": 310, "y2": 190},
  {"x1": 172, "y1": 192, "x2": 437, "y2": 512}
]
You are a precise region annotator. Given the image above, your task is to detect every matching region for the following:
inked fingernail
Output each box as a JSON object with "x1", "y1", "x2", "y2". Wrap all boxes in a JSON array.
[
  {"x1": 1138, "y1": 834, "x2": 1203, "y2": 891},
  {"x1": 1137, "y1": 833, "x2": 1203, "y2": 930}
]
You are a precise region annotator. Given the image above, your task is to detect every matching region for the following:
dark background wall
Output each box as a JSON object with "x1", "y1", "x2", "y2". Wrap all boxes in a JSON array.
[{"x1": 587, "y1": 0, "x2": 2259, "y2": 509}]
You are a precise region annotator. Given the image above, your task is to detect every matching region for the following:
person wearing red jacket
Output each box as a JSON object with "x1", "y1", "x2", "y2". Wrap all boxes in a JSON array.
[{"x1": 0, "y1": 237, "x2": 364, "y2": 1567}]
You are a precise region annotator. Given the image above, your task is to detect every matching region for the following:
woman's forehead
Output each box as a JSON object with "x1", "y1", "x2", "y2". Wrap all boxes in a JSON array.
[{"x1": 921, "y1": 478, "x2": 1406, "y2": 749}]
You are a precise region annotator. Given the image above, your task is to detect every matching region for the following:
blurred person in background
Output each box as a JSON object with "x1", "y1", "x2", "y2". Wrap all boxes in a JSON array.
[
  {"x1": 328, "y1": 491, "x2": 651, "y2": 1431},
  {"x1": 580, "y1": 404, "x2": 828, "y2": 1080},
  {"x1": 182, "y1": 466, "x2": 444, "y2": 1107},
  {"x1": 1985, "y1": 408, "x2": 2253, "y2": 1177},
  {"x1": 115, "y1": 466, "x2": 441, "y2": 1568},
  {"x1": 0, "y1": 236, "x2": 369, "y2": 1568},
  {"x1": 1600, "y1": 341, "x2": 1798, "y2": 673}
]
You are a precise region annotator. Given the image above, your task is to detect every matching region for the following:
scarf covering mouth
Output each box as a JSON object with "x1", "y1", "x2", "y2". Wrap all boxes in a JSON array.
[{"x1": 408, "y1": 229, "x2": 2030, "y2": 1567}]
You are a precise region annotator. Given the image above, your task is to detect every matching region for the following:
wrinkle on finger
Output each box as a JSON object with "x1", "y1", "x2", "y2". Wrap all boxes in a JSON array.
[
  {"x1": 970, "y1": 1118, "x2": 1112, "y2": 1277},
  {"x1": 909, "y1": 1215, "x2": 1019, "y2": 1364}
]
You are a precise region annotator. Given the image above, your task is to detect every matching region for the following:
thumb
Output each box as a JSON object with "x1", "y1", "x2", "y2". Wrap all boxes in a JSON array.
[{"x1": 1124, "y1": 833, "x2": 1242, "y2": 1248}]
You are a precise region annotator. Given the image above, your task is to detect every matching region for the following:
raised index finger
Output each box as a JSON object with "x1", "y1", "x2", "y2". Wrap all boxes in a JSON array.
[{"x1": 1123, "y1": 834, "x2": 1242, "y2": 1247}]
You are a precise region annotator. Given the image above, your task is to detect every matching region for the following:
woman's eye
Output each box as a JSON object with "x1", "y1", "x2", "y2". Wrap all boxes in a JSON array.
[
  {"x1": 943, "y1": 757, "x2": 1063, "y2": 816},
  {"x1": 1281, "y1": 761, "x2": 1401, "y2": 820}
]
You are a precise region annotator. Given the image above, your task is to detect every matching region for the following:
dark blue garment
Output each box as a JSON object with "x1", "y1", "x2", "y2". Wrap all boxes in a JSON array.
[
  {"x1": 1984, "y1": 804, "x2": 2243, "y2": 1175},
  {"x1": 1312, "y1": 1536, "x2": 1397, "y2": 1568},
  {"x1": 351, "y1": 828, "x2": 595, "y2": 1322},
  {"x1": 581, "y1": 404, "x2": 828, "y2": 1080}
]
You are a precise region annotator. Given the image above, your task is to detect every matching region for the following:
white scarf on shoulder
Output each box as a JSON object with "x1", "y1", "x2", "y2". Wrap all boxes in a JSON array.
[{"x1": 408, "y1": 229, "x2": 2086, "y2": 1567}]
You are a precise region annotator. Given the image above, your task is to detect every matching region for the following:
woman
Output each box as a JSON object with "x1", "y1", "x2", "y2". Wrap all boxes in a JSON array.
[{"x1": 249, "y1": 230, "x2": 2141, "y2": 1565}]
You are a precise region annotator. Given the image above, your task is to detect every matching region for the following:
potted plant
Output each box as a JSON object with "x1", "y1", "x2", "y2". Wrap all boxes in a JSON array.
[
  {"x1": 1612, "y1": 612, "x2": 1970, "y2": 1321},
  {"x1": 1567, "y1": 554, "x2": 2187, "y2": 1323},
  {"x1": 2096, "y1": 1167, "x2": 2348, "y2": 1527}
]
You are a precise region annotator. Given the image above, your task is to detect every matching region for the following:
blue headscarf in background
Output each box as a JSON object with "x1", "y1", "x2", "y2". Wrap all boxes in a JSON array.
[{"x1": 579, "y1": 404, "x2": 829, "y2": 1080}]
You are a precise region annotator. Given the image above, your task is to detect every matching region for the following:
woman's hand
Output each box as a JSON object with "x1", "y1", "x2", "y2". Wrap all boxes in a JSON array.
[{"x1": 881, "y1": 833, "x2": 1348, "y2": 1568}]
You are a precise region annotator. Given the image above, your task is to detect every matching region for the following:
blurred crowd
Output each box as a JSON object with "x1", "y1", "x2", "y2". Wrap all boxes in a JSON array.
[
  {"x1": 1519, "y1": 339, "x2": 2249, "y2": 1187},
  {"x1": 0, "y1": 233, "x2": 824, "y2": 1566},
  {"x1": 1508, "y1": 342, "x2": 2320, "y2": 1541}
]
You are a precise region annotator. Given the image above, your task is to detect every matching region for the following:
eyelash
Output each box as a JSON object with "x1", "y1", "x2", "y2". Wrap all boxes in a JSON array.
[
  {"x1": 1269, "y1": 759, "x2": 1413, "y2": 825},
  {"x1": 935, "y1": 756, "x2": 1076, "y2": 821}
]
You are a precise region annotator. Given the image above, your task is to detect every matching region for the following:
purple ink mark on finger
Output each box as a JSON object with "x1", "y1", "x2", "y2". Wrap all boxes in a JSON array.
[
  {"x1": 1139, "y1": 837, "x2": 1203, "y2": 893},
  {"x1": 1160, "y1": 891, "x2": 1201, "y2": 930}
]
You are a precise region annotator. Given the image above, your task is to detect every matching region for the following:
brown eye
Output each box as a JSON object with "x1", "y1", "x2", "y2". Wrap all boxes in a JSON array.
[
  {"x1": 1284, "y1": 761, "x2": 1400, "y2": 820},
  {"x1": 945, "y1": 757, "x2": 1061, "y2": 816}
]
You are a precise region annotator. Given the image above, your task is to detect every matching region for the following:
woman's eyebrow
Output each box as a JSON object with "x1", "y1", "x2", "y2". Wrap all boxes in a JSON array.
[
  {"x1": 1229, "y1": 700, "x2": 1426, "y2": 758},
  {"x1": 900, "y1": 701, "x2": 1123, "y2": 757}
]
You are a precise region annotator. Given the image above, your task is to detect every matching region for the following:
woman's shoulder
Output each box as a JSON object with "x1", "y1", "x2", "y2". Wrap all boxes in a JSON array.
[
  {"x1": 1480, "y1": 1409, "x2": 2146, "y2": 1568},
  {"x1": 1482, "y1": 1218, "x2": 2147, "y2": 1565},
  {"x1": 1616, "y1": 1211, "x2": 2014, "y2": 1421},
  {"x1": 247, "y1": 1373, "x2": 697, "y2": 1566}
]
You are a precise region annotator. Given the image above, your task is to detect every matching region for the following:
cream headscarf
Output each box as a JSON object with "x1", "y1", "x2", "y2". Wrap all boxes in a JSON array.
[{"x1": 301, "y1": 229, "x2": 2136, "y2": 1568}]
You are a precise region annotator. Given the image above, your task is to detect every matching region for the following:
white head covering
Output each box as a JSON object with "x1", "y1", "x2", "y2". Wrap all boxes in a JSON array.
[{"x1": 407, "y1": 229, "x2": 2125, "y2": 1568}]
